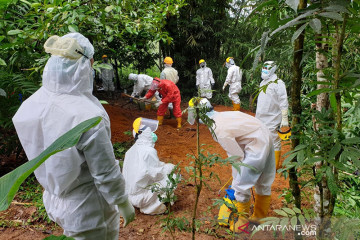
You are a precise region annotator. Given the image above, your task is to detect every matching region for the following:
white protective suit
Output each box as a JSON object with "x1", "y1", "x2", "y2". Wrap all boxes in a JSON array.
[
  {"x1": 196, "y1": 64, "x2": 215, "y2": 99},
  {"x1": 255, "y1": 73, "x2": 289, "y2": 150},
  {"x1": 100, "y1": 63, "x2": 115, "y2": 91},
  {"x1": 123, "y1": 128, "x2": 175, "y2": 214},
  {"x1": 224, "y1": 65, "x2": 242, "y2": 104},
  {"x1": 13, "y1": 33, "x2": 129, "y2": 239},
  {"x1": 210, "y1": 110, "x2": 275, "y2": 202},
  {"x1": 130, "y1": 74, "x2": 153, "y2": 97},
  {"x1": 130, "y1": 74, "x2": 161, "y2": 102},
  {"x1": 160, "y1": 64, "x2": 179, "y2": 84}
]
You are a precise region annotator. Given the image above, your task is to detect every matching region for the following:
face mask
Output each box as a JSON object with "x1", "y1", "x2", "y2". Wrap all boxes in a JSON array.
[
  {"x1": 151, "y1": 132, "x2": 158, "y2": 143},
  {"x1": 261, "y1": 69, "x2": 270, "y2": 80},
  {"x1": 150, "y1": 80, "x2": 160, "y2": 90},
  {"x1": 200, "y1": 62, "x2": 205, "y2": 68}
]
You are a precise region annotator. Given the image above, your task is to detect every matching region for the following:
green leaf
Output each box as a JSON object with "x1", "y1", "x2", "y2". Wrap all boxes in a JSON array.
[
  {"x1": 0, "y1": 116, "x2": 102, "y2": 211},
  {"x1": 341, "y1": 137, "x2": 360, "y2": 145},
  {"x1": 326, "y1": 167, "x2": 338, "y2": 195},
  {"x1": 270, "y1": 9, "x2": 317, "y2": 37},
  {"x1": 31, "y1": 2, "x2": 41, "y2": 8},
  {"x1": 7, "y1": 29, "x2": 23, "y2": 35},
  {"x1": 280, "y1": 217, "x2": 289, "y2": 236},
  {"x1": 105, "y1": 5, "x2": 114, "y2": 12},
  {"x1": 283, "y1": 208, "x2": 296, "y2": 216},
  {"x1": 43, "y1": 235, "x2": 74, "y2": 240},
  {"x1": 297, "y1": 150, "x2": 305, "y2": 165},
  {"x1": 20, "y1": 0, "x2": 31, "y2": 6},
  {"x1": 285, "y1": 0, "x2": 300, "y2": 13},
  {"x1": 283, "y1": 152, "x2": 297, "y2": 166},
  {"x1": 293, "y1": 207, "x2": 301, "y2": 214},
  {"x1": 0, "y1": 0, "x2": 15, "y2": 10},
  {"x1": 318, "y1": 12, "x2": 343, "y2": 21},
  {"x1": 0, "y1": 58, "x2": 6, "y2": 66},
  {"x1": 329, "y1": 143, "x2": 341, "y2": 159},
  {"x1": 68, "y1": 24, "x2": 78, "y2": 33},
  {"x1": 261, "y1": 217, "x2": 280, "y2": 222},
  {"x1": 274, "y1": 209, "x2": 288, "y2": 217},
  {"x1": 329, "y1": 92, "x2": 337, "y2": 113},
  {"x1": 298, "y1": 214, "x2": 306, "y2": 225},
  {"x1": 294, "y1": 144, "x2": 308, "y2": 151},
  {"x1": 307, "y1": 157, "x2": 323, "y2": 164},
  {"x1": 290, "y1": 216, "x2": 297, "y2": 226},
  {"x1": 309, "y1": 18, "x2": 321, "y2": 34},
  {"x1": 291, "y1": 23, "x2": 308, "y2": 43},
  {"x1": 230, "y1": 157, "x2": 259, "y2": 174},
  {"x1": 304, "y1": 212, "x2": 310, "y2": 222},
  {"x1": 324, "y1": 4, "x2": 350, "y2": 14},
  {"x1": 307, "y1": 87, "x2": 333, "y2": 97}
]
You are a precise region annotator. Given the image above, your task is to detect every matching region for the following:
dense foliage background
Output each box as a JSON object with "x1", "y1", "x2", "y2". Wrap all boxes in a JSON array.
[{"x1": 1, "y1": 0, "x2": 359, "y2": 238}]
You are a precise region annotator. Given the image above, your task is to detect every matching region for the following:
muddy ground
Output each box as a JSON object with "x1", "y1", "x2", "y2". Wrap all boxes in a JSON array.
[{"x1": 0, "y1": 95, "x2": 310, "y2": 240}]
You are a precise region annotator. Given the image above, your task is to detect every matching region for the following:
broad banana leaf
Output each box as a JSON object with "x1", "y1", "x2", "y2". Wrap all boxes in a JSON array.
[{"x1": 0, "y1": 116, "x2": 102, "y2": 211}]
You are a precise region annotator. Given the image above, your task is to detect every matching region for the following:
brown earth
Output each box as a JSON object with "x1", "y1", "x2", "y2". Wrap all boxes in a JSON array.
[{"x1": 0, "y1": 95, "x2": 308, "y2": 240}]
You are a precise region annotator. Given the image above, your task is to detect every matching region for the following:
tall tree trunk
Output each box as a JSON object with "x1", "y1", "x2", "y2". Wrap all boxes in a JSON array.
[
  {"x1": 316, "y1": 12, "x2": 347, "y2": 239},
  {"x1": 290, "y1": 0, "x2": 307, "y2": 211},
  {"x1": 313, "y1": 33, "x2": 331, "y2": 237},
  {"x1": 289, "y1": 1, "x2": 308, "y2": 239}
]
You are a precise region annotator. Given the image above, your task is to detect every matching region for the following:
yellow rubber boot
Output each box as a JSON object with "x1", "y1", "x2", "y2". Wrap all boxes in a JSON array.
[
  {"x1": 157, "y1": 115, "x2": 164, "y2": 126},
  {"x1": 217, "y1": 198, "x2": 233, "y2": 226},
  {"x1": 176, "y1": 117, "x2": 182, "y2": 129},
  {"x1": 275, "y1": 151, "x2": 281, "y2": 170},
  {"x1": 233, "y1": 103, "x2": 240, "y2": 111},
  {"x1": 250, "y1": 194, "x2": 271, "y2": 224},
  {"x1": 229, "y1": 201, "x2": 251, "y2": 233},
  {"x1": 145, "y1": 104, "x2": 151, "y2": 111}
]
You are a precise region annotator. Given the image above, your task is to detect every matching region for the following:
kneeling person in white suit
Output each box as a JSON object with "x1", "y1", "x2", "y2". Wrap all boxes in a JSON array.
[{"x1": 123, "y1": 118, "x2": 175, "y2": 214}]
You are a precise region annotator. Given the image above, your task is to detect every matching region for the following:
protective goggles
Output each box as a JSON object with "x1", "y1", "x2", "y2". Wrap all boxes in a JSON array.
[{"x1": 262, "y1": 65, "x2": 272, "y2": 70}]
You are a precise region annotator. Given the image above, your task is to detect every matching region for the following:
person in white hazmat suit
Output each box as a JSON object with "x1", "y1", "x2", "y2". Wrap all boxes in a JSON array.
[
  {"x1": 187, "y1": 98, "x2": 275, "y2": 233},
  {"x1": 160, "y1": 57, "x2": 179, "y2": 118},
  {"x1": 129, "y1": 73, "x2": 154, "y2": 98},
  {"x1": 123, "y1": 118, "x2": 175, "y2": 214},
  {"x1": 255, "y1": 61, "x2": 289, "y2": 170},
  {"x1": 12, "y1": 33, "x2": 135, "y2": 240},
  {"x1": 129, "y1": 73, "x2": 161, "y2": 110},
  {"x1": 100, "y1": 55, "x2": 115, "y2": 92},
  {"x1": 196, "y1": 59, "x2": 215, "y2": 99},
  {"x1": 223, "y1": 57, "x2": 242, "y2": 111}
]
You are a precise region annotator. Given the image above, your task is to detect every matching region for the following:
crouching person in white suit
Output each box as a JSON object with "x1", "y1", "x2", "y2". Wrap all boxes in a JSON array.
[{"x1": 123, "y1": 118, "x2": 175, "y2": 214}]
